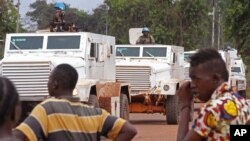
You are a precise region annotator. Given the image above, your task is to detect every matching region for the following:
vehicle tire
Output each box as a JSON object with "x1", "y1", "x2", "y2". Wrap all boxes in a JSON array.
[
  {"x1": 88, "y1": 95, "x2": 99, "y2": 107},
  {"x1": 120, "y1": 94, "x2": 130, "y2": 120},
  {"x1": 238, "y1": 90, "x2": 246, "y2": 98},
  {"x1": 166, "y1": 95, "x2": 179, "y2": 124}
]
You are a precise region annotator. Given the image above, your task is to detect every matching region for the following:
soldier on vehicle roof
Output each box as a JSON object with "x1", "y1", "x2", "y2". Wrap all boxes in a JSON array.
[
  {"x1": 136, "y1": 27, "x2": 155, "y2": 44},
  {"x1": 50, "y1": 2, "x2": 66, "y2": 32}
]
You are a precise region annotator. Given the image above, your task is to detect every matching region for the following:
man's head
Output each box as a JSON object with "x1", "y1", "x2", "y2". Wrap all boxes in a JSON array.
[
  {"x1": 189, "y1": 48, "x2": 228, "y2": 101},
  {"x1": 0, "y1": 77, "x2": 20, "y2": 127},
  {"x1": 48, "y1": 64, "x2": 78, "y2": 97},
  {"x1": 142, "y1": 27, "x2": 150, "y2": 36}
]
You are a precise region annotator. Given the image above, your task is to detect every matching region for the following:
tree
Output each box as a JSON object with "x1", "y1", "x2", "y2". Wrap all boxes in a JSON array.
[
  {"x1": 86, "y1": 4, "x2": 109, "y2": 34},
  {"x1": 26, "y1": 0, "x2": 89, "y2": 30},
  {"x1": 222, "y1": 0, "x2": 250, "y2": 92},
  {"x1": 0, "y1": 0, "x2": 20, "y2": 58},
  {"x1": 223, "y1": 0, "x2": 250, "y2": 57},
  {"x1": 0, "y1": 0, "x2": 18, "y2": 39},
  {"x1": 26, "y1": 1, "x2": 56, "y2": 29},
  {"x1": 105, "y1": 0, "x2": 210, "y2": 50}
]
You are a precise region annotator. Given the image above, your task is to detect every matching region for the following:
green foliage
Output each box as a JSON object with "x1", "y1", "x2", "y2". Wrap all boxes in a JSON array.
[
  {"x1": 106, "y1": 0, "x2": 210, "y2": 49},
  {"x1": 0, "y1": 0, "x2": 18, "y2": 39},
  {"x1": 87, "y1": 4, "x2": 109, "y2": 34},
  {"x1": 176, "y1": 0, "x2": 210, "y2": 49},
  {"x1": 0, "y1": 0, "x2": 20, "y2": 58},
  {"x1": 26, "y1": 0, "x2": 89, "y2": 30},
  {"x1": 224, "y1": 0, "x2": 250, "y2": 58},
  {"x1": 26, "y1": 1, "x2": 53, "y2": 29},
  {"x1": 23, "y1": 0, "x2": 211, "y2": 50}
]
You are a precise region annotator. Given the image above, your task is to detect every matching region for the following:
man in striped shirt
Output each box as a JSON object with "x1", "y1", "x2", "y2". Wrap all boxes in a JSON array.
[{"x1": 13, "y1": 64, "x2": 137, "y2": 141}]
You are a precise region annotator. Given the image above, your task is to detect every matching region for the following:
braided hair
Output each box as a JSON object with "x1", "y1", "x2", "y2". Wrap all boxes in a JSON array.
[{"x1": 0, "y1": 77, "x2": 19, "y2": 126}]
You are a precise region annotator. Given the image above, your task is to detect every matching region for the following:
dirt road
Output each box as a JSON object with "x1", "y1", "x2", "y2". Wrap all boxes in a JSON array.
[
  {"x1": 130, "y1": 113, "x2": 178, "y2": 141},
  {"x1": 102, "y1": 103, "x2": 203, "y2": 141},
  {"x1": 102, "y1": 113, "x2": 178, "y2": 141}
]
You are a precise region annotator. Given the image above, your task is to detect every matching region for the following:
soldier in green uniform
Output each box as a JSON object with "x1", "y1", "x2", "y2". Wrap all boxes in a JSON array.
[{"x1": 136, "y1": 27, "x2": 155, "y2": 44}]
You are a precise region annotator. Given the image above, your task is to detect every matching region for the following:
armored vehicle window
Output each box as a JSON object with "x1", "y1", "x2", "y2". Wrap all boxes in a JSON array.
[
  {"x1": 47, "y1": 36, "x2": 80, "y2": 49},
  {"x1": 184, "y1": 53, "x2": 193, "y2": 62},
  {"x1": 10, "y1": 36, "x2": 43, "y2": 50},
  {"x1": 116, "y1": 47, "x2": 140, "y2": 57},
  {"x1": 231, "y1": 67, "x2": 241, "y2": 73},
  {"x1": 90, "y1": 43, "x2": 99, "y2": 58},
  {"x1": 143, "y1": 47, "x2": 167, "y2": 57}
]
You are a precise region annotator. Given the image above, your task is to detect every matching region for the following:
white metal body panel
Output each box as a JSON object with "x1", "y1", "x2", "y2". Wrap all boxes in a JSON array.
[
  {"x1": 115, "y1": 44, "x2": 185, "y2": 95},
  {"x1": 129, "y1": 28, "x2": 143, "y2": 45},
  {"x1": 1, "y1": 32, "x2": 116, "y2": 101}
]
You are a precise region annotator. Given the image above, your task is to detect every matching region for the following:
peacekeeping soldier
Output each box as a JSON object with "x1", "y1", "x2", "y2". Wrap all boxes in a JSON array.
[
  {"x1": 136, "y1": 27, "x2": 155, "y2": 44},
  {"x1": 50, "y1": 2, "x2": 66, "y2": 32}
]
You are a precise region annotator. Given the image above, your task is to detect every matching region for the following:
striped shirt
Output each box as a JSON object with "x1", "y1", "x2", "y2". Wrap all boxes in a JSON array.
[{"x1": 16, "y1": 97, "x2": 126, "y2": 141}]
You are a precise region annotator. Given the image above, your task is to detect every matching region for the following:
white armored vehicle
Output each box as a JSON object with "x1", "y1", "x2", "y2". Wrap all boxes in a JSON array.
[
  {"x1": 184, "y1": 48, "x2": 247, "y2": 98},
  {"x1": 219, "y1": 48, "x2": 247, "y2": 97},
  {"x1": 115, "y1": 41, "x2": 185, "y2": 124},
  {"x1": 1, "y1": 32, "x2": 130, "y2": 120}
]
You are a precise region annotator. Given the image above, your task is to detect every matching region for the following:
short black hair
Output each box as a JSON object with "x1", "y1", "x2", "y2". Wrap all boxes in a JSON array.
[
  {"x1": 0, "y1": 77, "x2": 19, "y2": 126},
  {"x1": 52, "y1": 64, "x2": 78, "y2": 90},
  {"x1": 190, "y1": 48, "x2": 229, "y2": 81}
]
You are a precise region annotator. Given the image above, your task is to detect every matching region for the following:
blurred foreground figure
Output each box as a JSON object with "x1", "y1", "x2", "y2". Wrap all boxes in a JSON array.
[
  {"x1": 177, "y1": 48, "x2": 250, "y2": 141},
  {"x1": 13, "y1": 64, "x2": 137, "y2": 141},
  {"x1": 0, "y1": 77, "x2": 21, "y2": 141}
]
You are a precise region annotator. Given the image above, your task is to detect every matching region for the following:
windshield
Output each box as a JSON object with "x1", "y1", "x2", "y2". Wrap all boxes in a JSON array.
[
  {"x1": 231, "y1": 67, "x2": 241, "y2": 73},
  {"x1": 143, "y1": 47, "x2": 167, "y2": 57},
  {"x1": 116, "y1": 47, "x2": 140, "y2": 57},
  {"x1": 10, "y1": 36, "x2": 43, "y2": 50},
  {"x1": 184, "y1": 53, "x2": 193, "y2": 62},
  {"x1": 47, "y1": 36, "x2": 81, "y2": 49}
]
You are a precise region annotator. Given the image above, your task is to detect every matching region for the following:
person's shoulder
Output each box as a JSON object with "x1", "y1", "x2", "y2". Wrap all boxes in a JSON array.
[
  {"x1": 245, "y1": 99, "x2": 250, "y2": 105},
  {"x1": 138, "y1": 35, "x2": 144, "y2": 38},
  {"x1": 205, "y1": 93, "x2": 243, "y2": 112},
  {"x1": 200, "y1": 98, "x2": 226, "y2": 113},
  {"x1": 41, "y1": 97, "x2": 59, "y2": 104}
]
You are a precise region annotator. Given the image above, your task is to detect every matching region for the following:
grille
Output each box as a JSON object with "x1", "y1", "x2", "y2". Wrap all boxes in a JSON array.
[
  {"x1": 116, "y1": 66, "x2": 151, "y2": 91},
  {"x1": 2, "y1": 61, "x2": 51, "y2": 96}
]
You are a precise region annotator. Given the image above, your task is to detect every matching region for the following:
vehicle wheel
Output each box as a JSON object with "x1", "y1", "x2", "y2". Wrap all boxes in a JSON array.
[
  {"x1": 120, "y1": 94, "x2": 130, "y2": 120},
  {"x1": 238, "y1": 90, "x2": 246, "y2": 98},
  {"x1": 88, "y1": 95, "x2": 99, "y2": 107},
  {"x1": 166, "y1": 95, "x2": 179, "y2": 124}
]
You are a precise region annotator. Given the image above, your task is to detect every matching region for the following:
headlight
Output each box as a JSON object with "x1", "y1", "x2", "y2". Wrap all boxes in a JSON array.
[{"x1": 163, "y1": 85, "x2": 170, "y2": 91}]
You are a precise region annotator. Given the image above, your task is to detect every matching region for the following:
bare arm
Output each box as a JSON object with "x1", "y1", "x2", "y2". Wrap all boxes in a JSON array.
[
  {"x1": 177, "y1": 106, "x2": 191, "y2": 141},
  {"x1": 114, "y1": 121, "x2": 137, "y2": 141},
  {"x1": 177, "y1": 81, "x2": 204, "y2": 141}
]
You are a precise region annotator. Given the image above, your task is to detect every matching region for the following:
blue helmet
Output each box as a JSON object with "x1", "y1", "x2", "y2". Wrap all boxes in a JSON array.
[
  {"x1": 54, "y1": 2, "x2": 65, "y2": 11},
  {"x1": 142, "y1": 27, "x2": 150, "y2": 33}
]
